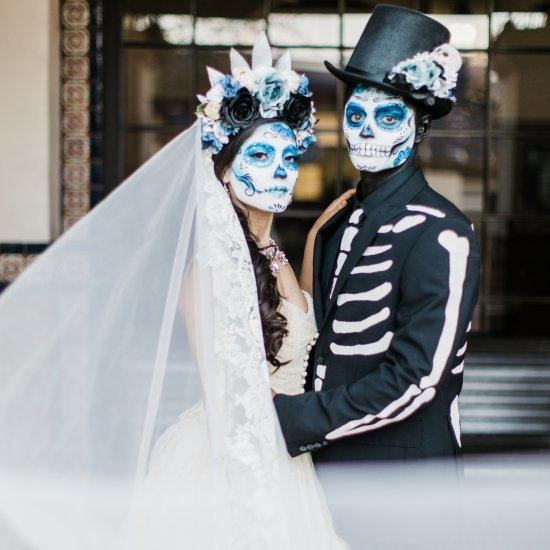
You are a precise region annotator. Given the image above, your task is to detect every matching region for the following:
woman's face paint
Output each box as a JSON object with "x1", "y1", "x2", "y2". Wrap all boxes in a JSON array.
[
  {"x1": 343, "y1": 85, "x2": 416, "y2": 172},
  {"x1": 228, "y1": 122, "x2": 300, "y2": 213}
]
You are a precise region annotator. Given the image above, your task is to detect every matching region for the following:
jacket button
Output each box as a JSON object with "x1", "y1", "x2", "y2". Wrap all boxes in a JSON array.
[{"x1": 317, "y1": 355, "x2": 325, "y2": 363}]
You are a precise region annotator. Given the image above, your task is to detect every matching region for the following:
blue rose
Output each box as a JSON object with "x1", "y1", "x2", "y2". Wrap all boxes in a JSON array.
[
  {"x1": 297, "y1": 74, "x2": 310, "y2": 96},
  {"x1": 257, "y1": 70, "x2": 290, "y2": 116},
  {"x1": 220, "y1": 75, "x2": 240, "y2": 99},
  {"x1": 398, "y1": 59, "x2": 441, "y2": 91},
  {"x1": 218, "y1": 120, "x2": 239, "y2": 137},
  {"x1": 272, "y1": 122, "x2": 295, "y2": 140},
  {"x1": 201, "y1": 132, "x2": 222, "y2": 153},
  {"x1": 299, "y1": 133, "x2": 316, "y2": 151}
]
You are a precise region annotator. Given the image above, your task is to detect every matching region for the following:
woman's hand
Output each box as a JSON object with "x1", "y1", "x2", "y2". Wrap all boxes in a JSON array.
[{"x1": 309, "y1": 188, "x2": 356, "y2": 240}]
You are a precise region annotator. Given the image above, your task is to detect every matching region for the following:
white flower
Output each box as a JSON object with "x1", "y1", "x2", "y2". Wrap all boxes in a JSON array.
[
  {"x1": 388, "y1": 43, "x2": 462, "y2": 101},
  {"x1": 432, "y1": 43, "x2": 462, "y2": 73},
  {"x1": 260, "y1": 108, "x2": 279, "y2": 119},
  {"x1": 204, "y1": 101, "x2": 221, "y2": 120},
  {"x1": 295, "y1": 127, "x2": 316, "y2": 151},
  {"x1": 282, "y1": 70, "x2": 301, "y2": 94},
  {"x1": 432, "y1": 44, "x2": 461, "y2": 101},
  {"x1": 212, "y1": 122, "x2": 230, "y2": 144},
  {"x1": 434, "y1": 75, "x2": 458, "y2": 101},
  {"x1": 234, "y1": 67, "x2": 257, "y2": 92}
]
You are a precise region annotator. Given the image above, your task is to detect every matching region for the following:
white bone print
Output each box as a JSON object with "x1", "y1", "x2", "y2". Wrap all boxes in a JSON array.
[
  {"x1": 406, "y1": 204, "x2": 446, "y2": 218},
  {"x1": 364, "y1": 245, "x2": 392, "y2": 256},
  {"x1": 337, "y1": 282, "x2": 392, "y2": 306},
  {"x1": 351, "y1": 260, "x2": 393, "y2": 274},
  {"x1": 326, "y1": 229, "x2": 470, "y2": 440},
  {"x1": 330, "y1": 331, "x2": 394, "y2": 356},
  {"x1": 333, "y1": 307, "x2": 390, "y2": 334}
]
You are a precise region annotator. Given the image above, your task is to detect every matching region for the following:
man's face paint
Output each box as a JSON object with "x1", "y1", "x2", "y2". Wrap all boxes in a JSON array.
[
  {"x1": 228, "y1": 122, "x2": 299, "y2": 213},
  {"x1": 343, "y1": 85, "x2": 416, "y2": 173}
]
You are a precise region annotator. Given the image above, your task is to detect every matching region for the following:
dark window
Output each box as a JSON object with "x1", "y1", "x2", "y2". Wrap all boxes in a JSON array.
[{"x1": 100, "y1": 0, "x2": 550, "y2": 343}]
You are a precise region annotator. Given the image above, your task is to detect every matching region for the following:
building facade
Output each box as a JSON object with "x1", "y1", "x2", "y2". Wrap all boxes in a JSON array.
[{"x1": 1, "y1": 0, "x2": 549, "y2": 450}]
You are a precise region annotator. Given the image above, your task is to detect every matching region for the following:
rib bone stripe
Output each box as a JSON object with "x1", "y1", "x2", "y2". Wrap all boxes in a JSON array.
[{"x1": 329, "y1": 208, "x2": 363, "y2": 300}]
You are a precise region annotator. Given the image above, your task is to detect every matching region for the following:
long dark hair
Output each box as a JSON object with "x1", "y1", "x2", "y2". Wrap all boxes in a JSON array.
[{"x1": 212, "y1": 118, "x2": 289, "y2": 369}]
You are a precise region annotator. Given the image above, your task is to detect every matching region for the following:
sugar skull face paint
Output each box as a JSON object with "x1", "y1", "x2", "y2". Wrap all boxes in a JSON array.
[
  {"x1": 344, "y1": 85, "x2": 416, "y2": 172},
  {"x1": 228, "y1": 122, "x2": 299, "y2": 213}
]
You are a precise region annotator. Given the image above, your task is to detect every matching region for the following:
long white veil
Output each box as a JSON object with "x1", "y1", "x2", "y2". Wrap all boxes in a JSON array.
[{"x1": 0, "y1": 122, "x2": 330, "y2": 549}]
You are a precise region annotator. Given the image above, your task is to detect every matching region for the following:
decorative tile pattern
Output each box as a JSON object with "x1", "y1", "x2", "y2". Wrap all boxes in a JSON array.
[
  {"x1": 0, "y1": 254, "x2": 26, "y2": 282},
  {"x1": 0, "y1": 245, "x2": 49, "y2": 286},
  {"x1": 62, "y1": 1, "x2": 90, "y2": 28},
  {"x1": 63, "y1": 110, "x2": 89, "y2": 135},
  {"x1": 63, "y1": 56, "x2": 89, "y2": 81},
  {"x1": 63, "y1": 29, "x2": 90, "y2": 55},
  {"x1": 62, "y1": 0, "x2": 91, "y2": 230}
]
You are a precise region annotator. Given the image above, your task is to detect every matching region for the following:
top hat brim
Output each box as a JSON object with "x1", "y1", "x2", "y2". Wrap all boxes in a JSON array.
[{"x1": 324, "y1": 60, "x2": 452, "y2": 120}]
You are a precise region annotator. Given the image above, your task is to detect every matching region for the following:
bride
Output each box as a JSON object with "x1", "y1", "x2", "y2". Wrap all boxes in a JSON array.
[
  {"x1": 0, "y1": 34, "x2": 350, "y2": 549},
  {"x1": 130, "y1": 34, "x2": 351, "y2": 550}
]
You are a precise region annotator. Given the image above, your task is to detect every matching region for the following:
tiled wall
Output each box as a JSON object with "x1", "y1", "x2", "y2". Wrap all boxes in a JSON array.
[
  {"x1": 0, "y1": 245, "x2": 45, "y2": 292},
  {"x1": 61, "y1": 0, "x2": 91, "y2": 230},
  {"x1": 0, "y1": 0, "x2": 97, "y2": 291}
]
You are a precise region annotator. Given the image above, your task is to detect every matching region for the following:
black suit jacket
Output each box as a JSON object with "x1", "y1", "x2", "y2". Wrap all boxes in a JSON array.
[{"x1": 274, "y1": 164, "x2": 481, "y2": 462}]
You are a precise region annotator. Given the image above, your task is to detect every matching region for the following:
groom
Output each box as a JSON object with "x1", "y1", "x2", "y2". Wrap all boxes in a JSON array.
[{"x1": 273, "y1": 5, "x2": 480, "y2": 462}]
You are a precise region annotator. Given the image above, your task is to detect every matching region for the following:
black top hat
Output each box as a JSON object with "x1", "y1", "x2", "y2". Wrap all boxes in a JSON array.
[{"x1": 325, "y1": 5, "x2": 458, "y2": 119}]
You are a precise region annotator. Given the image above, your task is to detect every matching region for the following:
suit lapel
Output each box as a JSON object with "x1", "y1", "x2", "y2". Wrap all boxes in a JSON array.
[
  {"x1": 312, "y1": 202, "x2": 354, "y2": 327},
  {"x1": 322, "y1": 170, "x2": 428, "y2": 326}
]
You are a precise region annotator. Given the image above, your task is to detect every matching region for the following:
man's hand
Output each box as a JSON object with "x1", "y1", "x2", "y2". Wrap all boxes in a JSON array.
[{"x1": 309, "y1": 188, "x2": 356, "y2": 240}]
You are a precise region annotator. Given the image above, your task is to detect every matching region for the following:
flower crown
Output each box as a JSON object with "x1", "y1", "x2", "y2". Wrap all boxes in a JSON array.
[
  {"x1": 196, "y1": 33, "x2": 317, "y2": 155},
  {"x1": 384, "y1": 43, "x2": 462, "y2": 106}
]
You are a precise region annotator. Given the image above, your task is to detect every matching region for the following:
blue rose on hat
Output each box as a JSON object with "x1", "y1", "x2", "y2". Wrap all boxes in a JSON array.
[{"x1": 393, "y1": 59, "x2": 441, "y2": 91}]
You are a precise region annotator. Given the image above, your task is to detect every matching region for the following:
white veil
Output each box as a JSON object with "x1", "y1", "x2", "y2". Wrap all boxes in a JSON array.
[{"x1": 0, "y1": 122, "x2": 333, "y2": 550}]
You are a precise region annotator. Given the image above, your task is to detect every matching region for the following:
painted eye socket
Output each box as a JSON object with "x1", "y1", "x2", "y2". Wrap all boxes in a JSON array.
[
  {"x1": 282, "y1": 145, "x2": 300, "y2": 169},
  {"x1": 380, "y1": 115, "x2": 397, "y2": 125},
  {"x1": 243, "y1": 142, "x2": 275, "y2": 166},
  {"x1": 346, "y1": 111, "x2": 365, "y2": 127},
  {"x1": 375, "y1": 104, "x2": 407, "y2": 130},
  {"x1": 345, "y1": 102, "x2": 366, "y2": 128}
]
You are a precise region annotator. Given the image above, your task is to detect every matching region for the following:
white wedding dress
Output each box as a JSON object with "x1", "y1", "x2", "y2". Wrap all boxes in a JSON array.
[
  {"x1": 0, "y1": 125, "x2": 346, "y2": 550},
  {"x1": 132, "y1": 291, "x2": 346, "y2": 549}
]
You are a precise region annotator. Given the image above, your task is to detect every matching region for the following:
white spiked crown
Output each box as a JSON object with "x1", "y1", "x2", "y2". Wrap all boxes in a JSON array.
[{"x1": 196, "y1": 33, "x2": 317, "y2": 155}]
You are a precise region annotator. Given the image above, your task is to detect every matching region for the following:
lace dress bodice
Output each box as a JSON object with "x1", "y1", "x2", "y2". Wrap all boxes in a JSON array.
[{"x1": 269, "y1": 290, "x2": 319, "y2": 396}]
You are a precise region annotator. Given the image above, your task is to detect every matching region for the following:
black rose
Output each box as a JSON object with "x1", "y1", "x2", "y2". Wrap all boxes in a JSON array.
[
  {"x1": 221, "y1": 88, "x2": 260, "y2": 128},
  {"x1": 283, "y1": 94, "x2": 313, "y2": 130}
]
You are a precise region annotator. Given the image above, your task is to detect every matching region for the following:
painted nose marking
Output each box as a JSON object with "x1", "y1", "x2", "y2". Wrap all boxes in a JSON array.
[
  {"x1": 274, "y1": 164, "x2": 287, "y2": 179},
  {"x1": 360, "y1": 123, "x2": 374, "y2": 138}
]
